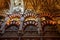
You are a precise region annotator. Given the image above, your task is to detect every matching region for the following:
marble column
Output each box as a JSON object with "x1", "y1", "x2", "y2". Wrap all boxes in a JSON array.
[
  {"x1": 37, "y1": 17, "x2": 43, "y2": 40},
  {"x1": 18, "y1": 16, "x2": 24, "y2": 40},
  {"x1": 36, "y1": 17, "x2": 42, "y2": 34},
  {"x1": 1, "y1": 16, "x2": 9, "y2": 34},
  {"x1": 19, "y1": 16, "x2": 24, "y2": 31}
]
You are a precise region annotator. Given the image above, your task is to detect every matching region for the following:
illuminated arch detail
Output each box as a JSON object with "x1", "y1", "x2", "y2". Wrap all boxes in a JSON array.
[
  {"x1": 42, "y1": 20, "x2": 56, "y2": 26},
  {"x1": 24, "y1": 13, "x2": 37, "y2": 19},
  {"x1": 9, "y1": 14, "x2": 21, "y2": 19},
  {"x1": 0, "y1": 14, "x2": 7, "y2": 18},
  {"x1": 23, "y1": 20, "x2": 38, "y2": 29},
  {"x1": 6, "y1": 14, "x2": 21, "y2": 26},
  {"x1": 39, "y1": 13, "x2": 53, "y2": 20}
]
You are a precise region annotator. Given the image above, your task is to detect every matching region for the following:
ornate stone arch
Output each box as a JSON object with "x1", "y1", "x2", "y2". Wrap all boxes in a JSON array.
[
  {"x1": 24, "y1": 12, "x2": 37, "y2": 21},
  {"x1": 5, "y1": 13, "x2": 21, "y2": 30},
  {"x1": 23, "y1": 20, "x2": 38, "y2": 30},
  {"x1": 38, "y1": 13, "x2": 53, "y2": 20},
  {"x1": 0, "y1": 13, "x2": 7, "y2": 19},
  {"x1": 42, "y1": 20, "x2": 56, "y2": 26}
]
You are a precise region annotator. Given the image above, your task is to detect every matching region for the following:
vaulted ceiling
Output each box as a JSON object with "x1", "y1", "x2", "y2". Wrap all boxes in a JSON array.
[
  {"x1": 24, "y1": 0, "x2": 60, "y2": 14},
  {"x1": 0, "y1": 0, "x2": 10, "y2": 9},
  {"x1": 0, "y1": 0, "x2": 60, "y2": 14}
]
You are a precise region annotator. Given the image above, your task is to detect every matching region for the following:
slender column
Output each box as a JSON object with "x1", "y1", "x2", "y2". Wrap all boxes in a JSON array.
[
  {"x1": 36, "y1": 17, "x2": 42, "y2": 34},
  {"x1": 1, "y1": 24, "x2": 5, "y2": 34},
  {"x1": 18, "y1": 15, "x2": 24, "y2": 40},
  {"x1": 37, "y1": 17, "x2": 43, "y2": 40},
  {"x1": 1, "y1": 16, "x2": 9, "y2": 33},
  {"x1": 19, "y1": 15, "x2": 24, "y2": 31}
]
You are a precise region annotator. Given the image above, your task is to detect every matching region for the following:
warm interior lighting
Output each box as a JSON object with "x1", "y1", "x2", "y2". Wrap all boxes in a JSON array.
[
  {"x1": 25, "y1": 17, "x2": 36, "y2": 21},
  {"x1": 41, "y1": 17, "x2": 46, "y2": 21},
  {"x1": 6, "y1": 16, "x2": 20, "y2": 25},
  {"x1": 58, "y1": 20, "x2": 60, "y2": 24}
]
